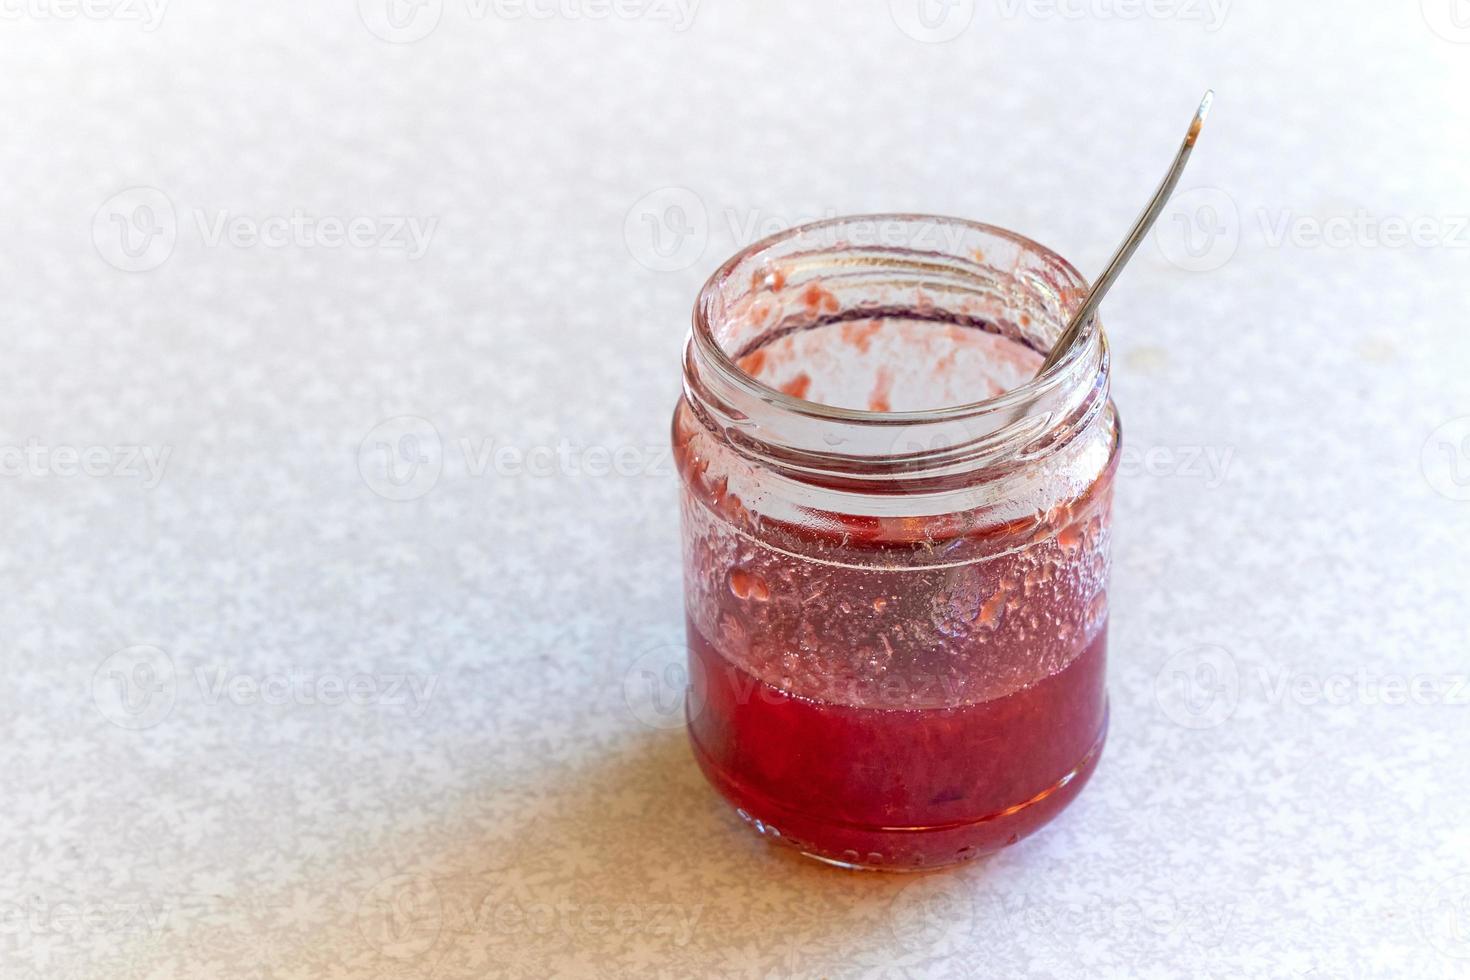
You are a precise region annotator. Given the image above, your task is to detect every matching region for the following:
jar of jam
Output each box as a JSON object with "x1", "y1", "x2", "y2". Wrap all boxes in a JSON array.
[{"x1": 672, "y1": 215, "x2": 1118, "y2": 871}]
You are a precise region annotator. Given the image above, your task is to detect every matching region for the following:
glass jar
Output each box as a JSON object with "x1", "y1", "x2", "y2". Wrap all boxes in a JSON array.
[{"x1": 672, "y1": 215, "x2": 1118, "y2": 872}]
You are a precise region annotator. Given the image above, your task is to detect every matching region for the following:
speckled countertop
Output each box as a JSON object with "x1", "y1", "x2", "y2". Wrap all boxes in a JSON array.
[{"x1": 2, "y1": 1, "x2": 1469, "y2": 977}]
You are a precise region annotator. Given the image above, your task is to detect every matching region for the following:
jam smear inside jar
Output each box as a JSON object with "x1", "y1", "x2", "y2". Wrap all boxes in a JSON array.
[{"x1": 673, "y1": 216, "x2": 1118, "y2": 871}]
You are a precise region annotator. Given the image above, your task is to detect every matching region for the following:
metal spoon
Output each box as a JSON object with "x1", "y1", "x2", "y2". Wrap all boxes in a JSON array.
[{"x1": 1035, "y1": 90, "x2": 1215, "y2": 376}]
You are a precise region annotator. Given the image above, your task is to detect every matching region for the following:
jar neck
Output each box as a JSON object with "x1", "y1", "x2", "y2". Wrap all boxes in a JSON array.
[{"x1": 681, "y1": 215, "x2": 1111, "y2": 496}]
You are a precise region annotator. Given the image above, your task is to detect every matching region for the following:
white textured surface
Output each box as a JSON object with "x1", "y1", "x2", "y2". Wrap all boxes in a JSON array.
[{"x1": 3, "y1": 2, "x2": 1470, "y2": 977}]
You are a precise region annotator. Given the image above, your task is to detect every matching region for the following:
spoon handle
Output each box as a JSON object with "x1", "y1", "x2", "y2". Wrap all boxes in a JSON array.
[{"x1": 1036, "y1": 90, "x2": 1215, "y2": 375}]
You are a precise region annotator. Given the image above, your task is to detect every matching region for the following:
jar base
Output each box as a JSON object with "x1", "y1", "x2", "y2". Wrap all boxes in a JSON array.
[{"x1": 691, "y1": 713, "x2": 1107, "y2": 873}]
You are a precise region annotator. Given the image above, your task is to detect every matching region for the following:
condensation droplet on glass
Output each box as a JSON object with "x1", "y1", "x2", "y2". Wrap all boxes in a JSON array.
[
  {"x1": 930, "y1": 565, "x2": 983, "y2": 638},
  {"x1": 729, "y1": 568, "x2": 770, "y2": 601},
  {"x1": 978, "y1": 583, "x2": 1009, "y2": 630}
]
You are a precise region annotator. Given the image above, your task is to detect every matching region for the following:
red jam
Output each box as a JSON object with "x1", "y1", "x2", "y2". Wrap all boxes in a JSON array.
[{"x1": 687, "y1": 622, "x2": 1107, "y2": 868}]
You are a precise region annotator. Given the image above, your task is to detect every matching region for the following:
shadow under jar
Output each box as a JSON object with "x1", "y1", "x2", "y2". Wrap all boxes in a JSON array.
[{"x1": 673, "y1": 215, "x2": 1119, "y2": 872}]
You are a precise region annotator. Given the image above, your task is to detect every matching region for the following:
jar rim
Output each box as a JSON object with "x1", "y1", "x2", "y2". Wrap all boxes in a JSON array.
[{"x1": 690, "y1": 212, "x2": 1101, "y2": 427}]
